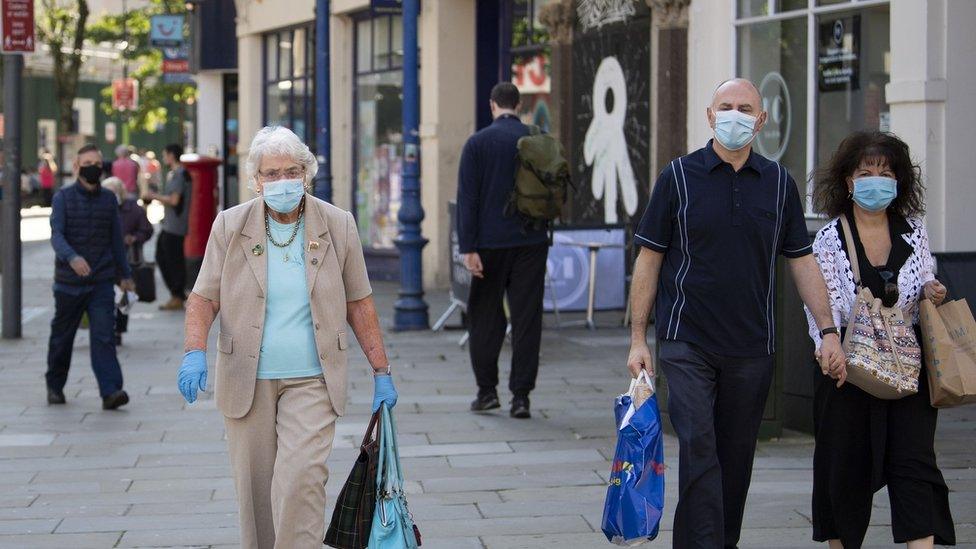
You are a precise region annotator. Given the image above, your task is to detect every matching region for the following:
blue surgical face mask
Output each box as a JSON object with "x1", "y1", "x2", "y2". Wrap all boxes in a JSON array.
[
  {"x1": 852, "y1": 176, "x2": 898, "y2": 212},
  {"x1": 713, "y1": 109, "x2": 758, "y2": 151},
  {"x1": 262, "y1": 178, "x2": 305, "y2": 213}
]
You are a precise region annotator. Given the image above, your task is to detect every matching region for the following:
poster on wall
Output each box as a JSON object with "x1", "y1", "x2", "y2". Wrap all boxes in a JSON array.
[
  {"x1": 571, "y1": 16, "x2": 650, "y2": 227},
  {"x1": 818, "y1": 15, "x2": 860, "y2": 92}
]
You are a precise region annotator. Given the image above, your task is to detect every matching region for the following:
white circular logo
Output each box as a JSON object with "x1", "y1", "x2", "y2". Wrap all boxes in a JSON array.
[{"x1": 756, "y1": 71, "x2": 791, "y2": 162}]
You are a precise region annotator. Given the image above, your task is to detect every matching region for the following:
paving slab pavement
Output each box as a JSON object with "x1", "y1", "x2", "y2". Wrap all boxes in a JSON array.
[{"x1": 1, "y1": 231, "x2": 975, "y2": 548}]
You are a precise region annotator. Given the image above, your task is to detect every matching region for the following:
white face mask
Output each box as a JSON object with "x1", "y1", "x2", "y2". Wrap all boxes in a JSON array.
[{"x1": 712, "y1": 109, "x2": 758, "y2": 151}]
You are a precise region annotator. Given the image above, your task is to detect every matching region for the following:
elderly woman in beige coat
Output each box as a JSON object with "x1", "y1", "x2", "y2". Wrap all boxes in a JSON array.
[{"x1": 177, "y1": 126, "x2": 398, "y2": 549}]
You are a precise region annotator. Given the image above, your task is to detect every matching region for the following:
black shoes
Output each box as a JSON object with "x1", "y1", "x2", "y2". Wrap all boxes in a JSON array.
[
  {"x1": 471, "y1": 391, "x2": 531, "y2": 419},
  {"x1": 102, "y1": 390, "x2": 130, "y2": 410},
  {"x1": 47, "y1": 388, "x2": 66, "y2": 405},
  {"x1": 470, "y1": 392, "x2": 501, "y2": 412},
  {"x1": 510, "y1": 395, "x2": 531, "y2": 419}
]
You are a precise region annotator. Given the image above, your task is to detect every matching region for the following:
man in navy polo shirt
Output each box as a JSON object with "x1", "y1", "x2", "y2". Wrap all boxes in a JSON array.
[{"x1": 627, "y1": 79, "x2": 845, "y2": 548}]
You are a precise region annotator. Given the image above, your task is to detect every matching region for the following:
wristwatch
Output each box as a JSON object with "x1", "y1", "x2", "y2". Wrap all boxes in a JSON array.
[
  {"x1": 373, "y1": 365, "x2": 392, "y2": 377},
  {"x1": 819, "y1": 327, "x2": 840, "y2": 338}
]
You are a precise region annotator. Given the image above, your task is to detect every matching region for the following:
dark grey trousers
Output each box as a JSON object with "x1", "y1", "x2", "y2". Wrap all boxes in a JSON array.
[{"x1": 659, "y1": 340, "x2": 774, "y2": 549}]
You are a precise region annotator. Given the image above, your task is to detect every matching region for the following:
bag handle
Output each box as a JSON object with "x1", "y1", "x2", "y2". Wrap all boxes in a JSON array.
[
  {"x1": 361, "y1": 409, "x2": 381, "y2": 450},
  {"x1": 627, "y1": 369, "x2": 654, "y2": 397},
  {"x1": 376, "y1": 404, "x2": 404, "y2": 499},
  {"x1": 838, "y1": 216, "x2": 863, "y2": 287}
]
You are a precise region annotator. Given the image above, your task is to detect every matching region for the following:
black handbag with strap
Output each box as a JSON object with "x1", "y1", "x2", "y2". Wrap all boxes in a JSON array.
[{"x1": 325, "y1": 410, "x2": 381, "y2": 549}]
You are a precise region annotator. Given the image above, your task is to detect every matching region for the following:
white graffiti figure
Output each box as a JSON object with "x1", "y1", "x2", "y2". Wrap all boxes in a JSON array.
[{"x1": 584, "y1": 56, "x2": 638, "y2": 224}]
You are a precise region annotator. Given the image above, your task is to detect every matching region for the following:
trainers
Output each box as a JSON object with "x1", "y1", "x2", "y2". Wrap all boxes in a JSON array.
[
  {"x1": 47, "y1": 388, "x2": 66, "y2": 405},
  {"x1": 102, "y1": 390, "x2": 130, "y2": 410},
  {"x1": 510, "y1": 395, "x2": 531, "y2": 419},
  {"x1": 470, "y1": 392, "x2": 501, "y2": 412}
]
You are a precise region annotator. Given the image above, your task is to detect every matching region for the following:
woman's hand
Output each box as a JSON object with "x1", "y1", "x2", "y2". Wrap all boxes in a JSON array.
[
  {"x1": 816, "y1": 347, "x2": 848, "y2": 388},
  {"x1": 178, "y1": 350, "x2": 208, "y2": 404},
  {"x1": 924, "y1": 280, "x2": 947, "y2": 306}
]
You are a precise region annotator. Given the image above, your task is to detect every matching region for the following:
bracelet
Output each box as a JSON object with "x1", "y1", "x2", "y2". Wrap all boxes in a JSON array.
[{"x1": 373, "y1": 365, "x2": 392, "y2": 376}]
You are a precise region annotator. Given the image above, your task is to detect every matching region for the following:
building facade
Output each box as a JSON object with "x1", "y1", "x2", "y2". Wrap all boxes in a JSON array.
[{"x1": 210, "y1": 0, "x2": 974, "y2": 288}]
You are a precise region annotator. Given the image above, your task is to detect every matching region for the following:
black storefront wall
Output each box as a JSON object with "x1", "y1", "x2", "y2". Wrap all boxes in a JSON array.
[{"x1": 571, "y1": 17, "x2": 651, "y2": 229}]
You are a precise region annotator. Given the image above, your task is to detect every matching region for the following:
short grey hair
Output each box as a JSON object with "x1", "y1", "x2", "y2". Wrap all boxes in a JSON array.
[
  {"x1": 245, "y1": 126, "x2": 318, "y2": 190},
  {"x1": 101, "y1": 176, "x2": 124, "y2": 201}
]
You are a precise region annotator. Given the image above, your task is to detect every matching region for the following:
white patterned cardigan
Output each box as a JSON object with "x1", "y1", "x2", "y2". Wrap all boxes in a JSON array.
[{"x1": 804, "y1": 216, "x2": 936, "y2": 349}]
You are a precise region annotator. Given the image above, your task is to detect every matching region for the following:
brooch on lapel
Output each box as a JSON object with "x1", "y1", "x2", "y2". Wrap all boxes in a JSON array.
[
  {"x1": 252, "y1": 244, "x2": 264, "y2": 256},
  {"x1": 307, "y1": 241, "x2": 319, "y2": 252}
]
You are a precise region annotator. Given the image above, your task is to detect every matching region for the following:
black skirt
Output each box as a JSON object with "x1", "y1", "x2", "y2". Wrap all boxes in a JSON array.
[{"x1": 812, "y1": 327, "x2": 956, "y2": 547}]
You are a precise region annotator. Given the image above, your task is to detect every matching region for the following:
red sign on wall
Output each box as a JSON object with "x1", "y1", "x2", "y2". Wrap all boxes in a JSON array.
[
  {"x1": 162, "y1": 59, "x2": 189, "y2": 73},
  {"x1": 1, "y1": 0, "x2": 35, "y2": 53},
  {"x1": 112, "y1": 78, "x2": 139, "y2": 111}
]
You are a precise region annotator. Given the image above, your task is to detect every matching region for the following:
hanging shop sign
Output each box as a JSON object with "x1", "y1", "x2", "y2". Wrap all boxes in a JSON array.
[
  {"x1": 150, "y1": 14, "x2": 184, "y2": 47},
  {"x1": 112, "y1": 78, "x2": 139, "y2": 111},
  {"x1": 1, "y1": 0, "x2": 35, "y2": 53}
]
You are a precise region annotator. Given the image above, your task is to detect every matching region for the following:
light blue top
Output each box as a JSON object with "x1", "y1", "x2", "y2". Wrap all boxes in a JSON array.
[{"x1": 256, "y1": 217, "x2": 323, "y2": 380}]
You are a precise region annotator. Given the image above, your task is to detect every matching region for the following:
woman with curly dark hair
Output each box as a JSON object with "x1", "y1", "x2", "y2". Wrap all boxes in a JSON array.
[{"x1": 804, "y1": 131, "x2": 955, "y2": 549}]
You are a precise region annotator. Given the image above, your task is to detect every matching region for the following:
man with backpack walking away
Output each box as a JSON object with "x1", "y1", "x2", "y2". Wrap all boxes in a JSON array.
[
  {"x1": 143, "y1": 143, "x2": 190, "y2": 311},
  {"x1": 456, "y1": 82, "x2": 571, "y2": 419}
]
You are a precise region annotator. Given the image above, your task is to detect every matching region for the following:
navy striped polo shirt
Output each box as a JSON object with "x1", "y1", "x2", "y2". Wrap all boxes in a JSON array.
[{"x1": 636, "y1": 140, "x2": 812, "y2": 358}]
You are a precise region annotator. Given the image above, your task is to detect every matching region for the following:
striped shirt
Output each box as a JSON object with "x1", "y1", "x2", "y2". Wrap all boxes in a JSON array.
[{"x1": 635, "y1": 140, "x2": 812, "y2": 358}]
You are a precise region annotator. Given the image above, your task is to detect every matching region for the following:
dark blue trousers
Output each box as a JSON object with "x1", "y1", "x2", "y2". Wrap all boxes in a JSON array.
[
  {"x1": 46, "y1": 283, "x2": 124, "y2": 398},
  {"x1": 659, "y1": 340, "x2": 774, "y2": 549}
]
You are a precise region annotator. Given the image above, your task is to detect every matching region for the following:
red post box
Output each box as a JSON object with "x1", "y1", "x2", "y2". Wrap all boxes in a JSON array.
[{"x1": 180, "y1": 155, "x2": 221, "y2": 287}]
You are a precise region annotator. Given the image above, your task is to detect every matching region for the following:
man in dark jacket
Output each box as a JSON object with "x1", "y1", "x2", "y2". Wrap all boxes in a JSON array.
[
  {"x1": 47, "y1": 144, "x2": 134, "y2": 409},
  {"x1": 457, "y1": 82, "x2": 548, "y2": 419}
]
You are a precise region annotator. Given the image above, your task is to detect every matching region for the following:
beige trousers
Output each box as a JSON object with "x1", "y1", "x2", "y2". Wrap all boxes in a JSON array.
[{"x1": 224, "y1": 376, "x2": 338, "y2": 549}]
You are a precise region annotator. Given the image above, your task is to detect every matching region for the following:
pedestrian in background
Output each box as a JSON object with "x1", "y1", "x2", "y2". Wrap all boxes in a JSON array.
[
  {"x1": 457, "y1": 82, "x2": 547, "y2": 419},
  {"x1": 144, "y1": 150, "x2": 162, "y2": 193},
  {"x1": 179, "y1": 126, "x2": 398, "y2": 548},
  {"x1": 626, "y1": 78, "x2": 845, "y2": 548},
  {"x1": 46, "y1": 144, "x2": 134, "y2": 410},
  {"x1": 805, "y1": 130, "x2": 955, "y2": 549},
  {"x1": 102, "y1": 176, "x2": 154, "y2": 346},
  {"x1": 143, "y1": 143, "x2": 189, "y2": 311},
  {"x1": 38, "y1": 151, "x2": 57, "y2": 207},
  {"x1": 111, "y1": 145, "x2": 141, "y2": 200}
]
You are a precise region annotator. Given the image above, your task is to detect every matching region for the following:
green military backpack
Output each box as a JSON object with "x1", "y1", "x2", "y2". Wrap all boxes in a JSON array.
[{"x1": 507, "y1": 126, "x2": 572, "y2": 228}]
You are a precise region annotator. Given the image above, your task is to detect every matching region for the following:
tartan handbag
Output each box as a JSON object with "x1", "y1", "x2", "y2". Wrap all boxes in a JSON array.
[
  {"x1": 325, "y1": 410, "x2": 382, "y2": 549},
  {"x1": 839, "y1": 216, "x2": 921, "y2": 399}
]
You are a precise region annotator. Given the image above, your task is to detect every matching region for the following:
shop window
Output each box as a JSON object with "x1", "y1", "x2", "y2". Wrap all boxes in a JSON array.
[
  {"x1": 815, "y1": 7, "x2": 890, "y2": 167},
  {"x1": 508, "y1": 0, "x2": 554, "y2": 132},
  {"x1": 737, "y1": 17, "x2": 808, "y2": 197},
  {"x1": 736, "y1": 2, "x2": 890, "y2": 213},
  {"x1": 354, "y1": 14, "x2": 406, "y2": 251},
  {"x1": 263, "y1": 26, "x2": 315, "y2": 147}
]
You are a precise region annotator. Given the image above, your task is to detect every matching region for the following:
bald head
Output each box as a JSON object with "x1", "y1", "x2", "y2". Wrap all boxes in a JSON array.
[{"x1": 711, "y1": 78, "x2": 762, "y2": 113}]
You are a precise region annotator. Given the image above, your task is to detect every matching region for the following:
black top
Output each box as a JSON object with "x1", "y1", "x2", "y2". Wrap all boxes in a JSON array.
[
  {"x1": 456, "y1": 114, "x2": 547, "y2": 253},
  {"x1": 635, "y1": 140, "x2": 812, "y2": 357},
  {"x1": 837, "y1": 211, "x2": 913, "y2": 303}
]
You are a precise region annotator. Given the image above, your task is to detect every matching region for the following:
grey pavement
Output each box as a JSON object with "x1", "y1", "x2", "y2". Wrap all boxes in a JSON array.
[{"x1": 0, "y1": 220, "x2": 975, "y2": 548}]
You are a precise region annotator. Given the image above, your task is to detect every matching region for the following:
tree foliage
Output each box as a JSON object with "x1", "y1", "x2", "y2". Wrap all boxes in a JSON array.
[
  {"x1": 88, "y1": 0, "x2": 196, "y2": 134},
  {"x1": 36, "y1": 0, "x2": 91, "y2": 136}
]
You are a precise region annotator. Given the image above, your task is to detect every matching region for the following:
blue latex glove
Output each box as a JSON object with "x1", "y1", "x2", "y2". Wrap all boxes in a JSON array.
[
  {"x1": 178, "y1": 350, "x2": 208, "y2": 404},
  {"x1": 372, "y1": 374, "x2": 398, "y2": 413}
]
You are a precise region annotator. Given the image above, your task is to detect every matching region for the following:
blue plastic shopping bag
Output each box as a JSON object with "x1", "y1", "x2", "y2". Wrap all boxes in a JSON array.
[{"x1": 601, "y1": 371, "x2": 665, "y2": 545}]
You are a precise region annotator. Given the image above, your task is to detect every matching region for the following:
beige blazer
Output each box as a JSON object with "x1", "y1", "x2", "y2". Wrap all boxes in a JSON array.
[{"x1": 192, "y1": 196, "x2": 372, "y2": 419}]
